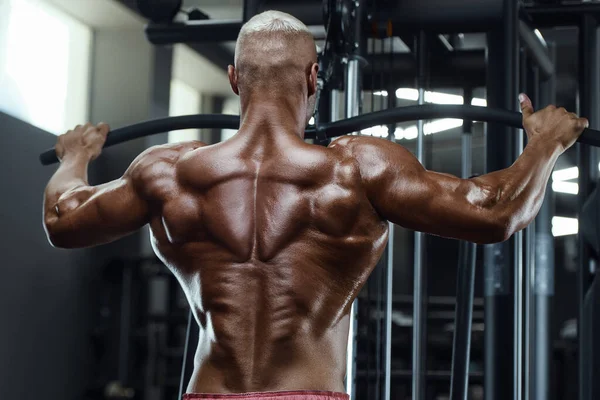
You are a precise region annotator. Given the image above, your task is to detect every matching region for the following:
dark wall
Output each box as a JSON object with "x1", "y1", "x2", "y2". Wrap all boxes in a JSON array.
[
  {"x1": 0, "y1": 112, "x2": 98, "y2": 399},
  {"x1": 0, "y1": 110, "x2": 155, "y2": 399}
]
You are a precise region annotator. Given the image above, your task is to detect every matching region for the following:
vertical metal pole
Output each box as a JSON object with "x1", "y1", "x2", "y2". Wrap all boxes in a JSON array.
[
  {"x1": 412, "y1": 31, "x2": 427, "y2": 400},
  {"x1": 384, "y1": 224, "x2": 393, "y2": 400},
  {"x1": 523, "y1": 62, "x2": 535, "y2": 400},
  {"x1": 529, "y1": 40, "x2": 556, "y2": 400},
  {"x1": 345, "y1": 55, "x2": 362, "y2": 400},
  {"x1": 384, "y1": 82, "x2": 396, "y2": 400},
  {"x1": 484, "y1": 0, "x2": 518, "y2": 397},
  {"x1": 514, "y1": 47, "x2": 526, "y2": 400},
  {"x1": 118, "y1": 264, "x2": 133, "y2": 386},
  {"x1": 524, "y1": 221, "x2": 534, "y2": 400},
  {"x1": 578, "y1": 14, "x2": 599, "y2": 400},
  {"x1": 331, "y1": 90, "x2": 341, "y2": 123},
  {"x1": 449, "y1": 89, "x2": 477, "y2": 400},
  {"x1": 344, "y1": 2, "x2": 364, "y2": 393},
  {"x1": 345, "y1": 60, "x2": 361, "y2": 120}
]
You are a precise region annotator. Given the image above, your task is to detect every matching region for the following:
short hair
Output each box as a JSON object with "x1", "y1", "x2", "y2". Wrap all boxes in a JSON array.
[
  {"x1": 239, "y1": 10, "x2": 310, "y2": 35},
  {"x1": 235, "y1": 11, "x2": 311, "y2": 63}
]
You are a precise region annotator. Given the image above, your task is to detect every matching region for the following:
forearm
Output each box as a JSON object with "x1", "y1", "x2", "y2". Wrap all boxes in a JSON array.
[
  {"x1": 474, "y1": 137, "x2": 562, "y2": 234},
  {"x1": 44, "y1": 153, "x2": 93, "y2": 218}
]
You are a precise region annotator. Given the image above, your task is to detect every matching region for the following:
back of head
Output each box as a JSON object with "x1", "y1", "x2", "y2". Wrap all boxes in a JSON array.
[{"x1": 233, "y1": 11, "x2": 317, "y2": 95}]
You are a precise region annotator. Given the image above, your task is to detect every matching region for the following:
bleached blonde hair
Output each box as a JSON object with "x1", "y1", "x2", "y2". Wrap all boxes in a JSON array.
[{"x1": 234, "y1": 11, "x2": 311, "y2": 63}]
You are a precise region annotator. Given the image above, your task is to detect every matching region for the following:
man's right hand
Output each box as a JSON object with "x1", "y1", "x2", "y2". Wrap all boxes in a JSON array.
[{"x1": 520, "y1": 93, "x2": 589, "y2": 153}]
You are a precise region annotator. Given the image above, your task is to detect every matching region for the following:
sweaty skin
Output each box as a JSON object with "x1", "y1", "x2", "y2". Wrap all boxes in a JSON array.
[{"x1": 43, "y1": 17, "x2": 588, "y2": 396}]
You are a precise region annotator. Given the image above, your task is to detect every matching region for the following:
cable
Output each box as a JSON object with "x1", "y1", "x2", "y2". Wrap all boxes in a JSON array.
[{"x1": 178, "y1": 309, "x2": 193, "y2": 400}]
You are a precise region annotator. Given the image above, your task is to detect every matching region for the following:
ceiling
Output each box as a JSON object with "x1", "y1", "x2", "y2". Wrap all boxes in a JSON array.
[{"x1": 46, "y1": 0, "x2": 144, "y2": 29}]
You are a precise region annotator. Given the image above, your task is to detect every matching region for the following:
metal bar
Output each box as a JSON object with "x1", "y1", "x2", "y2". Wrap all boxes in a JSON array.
[
  {"x1": 518, "y1": 20, "x2": 554, "y2": 80},
  {"x1": 523, "y1": 60, "x2": 537, "y2": 400},
  {"x1": 345, "y1": 60, "x2": 361, "y2": 122},
  {"x1": 449, "y1": 89, "x2": 476, "y2": 400},
  {"x1": 384, "y1": 221, "x2": 394, "y2": 400},
  {"x1": 331, "y1": 90, "x2": 341, "y2": 123},
  {"x1": 118, "y1": 265, "x2": 133, "y2": 385},
  {"x1": 450, "y1": 242, "x2": 477, "y2": 400},
  {"x1": 412, "y1": 31, "x2": 427, "y2": 400},
  {"x1": 369, "y1": 0, "x2": 503, "y2": 34},
  {"x1": 146, "y1": 20, "x2": 243, "y2": 45},
  {"x1": 532, "y1": 41, "x2": 556, "y2": 400},
  {"x1": 39, "y1": 105, "x2": 600, "y2": 166},
  {"x1": 524, "y1": 219, "x2": 534, "y2": 400},
  {"x1": 578, "y1": 13, "x2": 599, "y2": 400},
  {"x1": 514, "y1": 69, "x2": 525, "y2": 400},
  {"x1": 484, "y1": 1, "x2": 518, "y2": 395},
  {"x1": 523, "y1": 3, "x2": 600, "y2": 28},
  {"x1": 178, "y1": 310, "x2": 193, "y2": 400},
  {"x1": 345, "y1": 6, "x2": 363, "y2": 388},
  {"x1": 384, "y1": 51, "x2": 396, "y2": 400},
  {"x1": 364, "y1": 50, "x2": 486, "y2": 91}
]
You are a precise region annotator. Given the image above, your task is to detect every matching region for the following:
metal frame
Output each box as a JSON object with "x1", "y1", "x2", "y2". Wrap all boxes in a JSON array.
[
  {"x1": 484, "y1": 1, "x2": 519, "y2": 398},
  {"x1": 578, "y1": 12, "x2": 599, "y2": 400},
  {"x1": 449, "y1": 89, "x2": 477, "y2": 400},
  {"x1": 411, "y1": 31, "x2": 428, "y2": 400}
]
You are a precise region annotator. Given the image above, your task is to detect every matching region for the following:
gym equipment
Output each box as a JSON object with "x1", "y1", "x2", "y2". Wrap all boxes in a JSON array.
[
  {"x1": 39, "y1": 106, "x2": 600, "y2": 166},
  {"x1": 136, "y1": 0, "x2": 182, "y2": 23}
]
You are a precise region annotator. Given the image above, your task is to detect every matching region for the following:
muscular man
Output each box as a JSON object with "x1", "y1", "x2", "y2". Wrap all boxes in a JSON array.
[{"x1": 43, "y1": 10, "x2": 588, "y2": 400}]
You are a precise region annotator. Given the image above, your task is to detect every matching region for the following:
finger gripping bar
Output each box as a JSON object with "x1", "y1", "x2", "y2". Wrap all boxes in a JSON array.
[{"x1": 39, "y1": 106, "x2": 600, "y2": 166}]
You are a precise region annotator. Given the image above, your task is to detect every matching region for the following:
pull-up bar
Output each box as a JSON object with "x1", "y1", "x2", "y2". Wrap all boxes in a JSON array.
[{"x1": 39, "y1": 104, "x2": 600, "y2": 166}]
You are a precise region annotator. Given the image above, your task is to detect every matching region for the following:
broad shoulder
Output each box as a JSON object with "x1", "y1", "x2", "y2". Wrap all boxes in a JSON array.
[
  {"x1": 125, "y1": 141, "x2": 207, "y2": 195},
  {"x1": 327, "y1": 135, "x2": 422, "y2": 182},
  {"x1": 328, "y1": 135, "x2": 415, "y2": 163},
  {"x1": 127, "y1": 141, "x2": 206, "y2": 174}
]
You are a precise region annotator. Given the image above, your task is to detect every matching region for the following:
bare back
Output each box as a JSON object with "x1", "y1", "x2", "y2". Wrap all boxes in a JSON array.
[{"x1": 141, "y1": 132, "x2": 388, "y2": 393}]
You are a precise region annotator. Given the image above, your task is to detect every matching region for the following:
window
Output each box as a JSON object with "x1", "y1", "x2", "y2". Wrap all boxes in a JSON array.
[
  {"x1": 0, "y1": 0, "x2": 92, "y2": 134},
  {"x1": 168, "y1": 79, "x2": 201, "y2": 143}
]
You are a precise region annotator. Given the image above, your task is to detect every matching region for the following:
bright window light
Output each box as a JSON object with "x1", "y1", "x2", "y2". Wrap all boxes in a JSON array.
[
  {"x1": 402, "y1": 126, "x2": 418, "y2": 140},
  {"x1": 552, "y1": 216, "x2": 578, "y2": 237},
  {"x1": 361, "y1": 125, "x2": 389, "y2": 138},
  {"x1": 552, "y1": 166, "x2": 579, "y2": 182},
  {"x1": 396, "y1": 88, "x2": 420, "y2": 101},
  {"x1": 425, "y1": 91, "x2": 464, "y2": 105},
  {"x1": 552, "y1": 181, "x2": 579, "y2": 195},
  {"x1": 394, "y1": 88, "x2": 487, "y2": 107},
  {"x1": 392, "y1": 119, "x2": 462, "y2": 140},
  {"x1": 309, "y1": 116, "x2": 315, "y2": 125},
  {"x1": 471, "y1": 98, "x2": 487, "y2": 107},
  {"x1": 424, "y1": 119, "x2": 463, "y2": 135},
  {"x1": 168, "y1": 79, "x2": 201, "y2": 143},
  {"x1": 0, "y1": 0, "x2": 91, "y2": 134},
  {"x1": 373, "y1": 90, "x2": 388, "y2": 97}
]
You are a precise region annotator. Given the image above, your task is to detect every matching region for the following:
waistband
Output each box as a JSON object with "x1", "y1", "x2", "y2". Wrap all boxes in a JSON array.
[{"x1": 183, "y1": 390, "x2": 350, "y2": 400}]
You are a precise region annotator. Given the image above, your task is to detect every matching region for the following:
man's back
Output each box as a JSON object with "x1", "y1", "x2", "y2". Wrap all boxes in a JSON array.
[{"x1": 143, "y1": 132, "x2": 389, "y2": 393}]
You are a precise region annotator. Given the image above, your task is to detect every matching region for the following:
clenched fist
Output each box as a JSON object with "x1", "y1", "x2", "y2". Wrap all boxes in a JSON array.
[
  {"x1": 520, "y1": 93, "x2": 589, "y2": 153},
  {"x1": 55, "y1": 123, "x2": 110, "y2": 162}
]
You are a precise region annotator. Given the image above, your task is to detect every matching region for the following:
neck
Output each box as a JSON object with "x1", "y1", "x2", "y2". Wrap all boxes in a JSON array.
[{"x1": 238, "y1": 90, "x2": 308, "y2": 138}]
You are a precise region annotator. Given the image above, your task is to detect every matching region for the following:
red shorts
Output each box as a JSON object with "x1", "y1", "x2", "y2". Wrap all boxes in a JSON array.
[{"x1": 183, "y1": 391, "x2": 349, "y2": 400}]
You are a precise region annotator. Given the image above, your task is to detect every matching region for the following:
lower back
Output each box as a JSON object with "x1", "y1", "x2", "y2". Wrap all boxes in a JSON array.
[{"x1": 187, "y1": 312, "x2": 349, "y2": 393}]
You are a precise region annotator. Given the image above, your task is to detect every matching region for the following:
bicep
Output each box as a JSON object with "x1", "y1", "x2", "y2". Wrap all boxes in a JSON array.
[{"x1": 351, "y1": 137, "x2": 503, "y2": 243}]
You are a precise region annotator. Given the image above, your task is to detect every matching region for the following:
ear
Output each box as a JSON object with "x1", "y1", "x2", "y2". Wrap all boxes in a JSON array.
[
  {"x1": 228, "y1": 65, "x2": 239, "y2": 96},
  {"x1": 307, "y1": 63, "x2": 319, "y2": 97}
]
